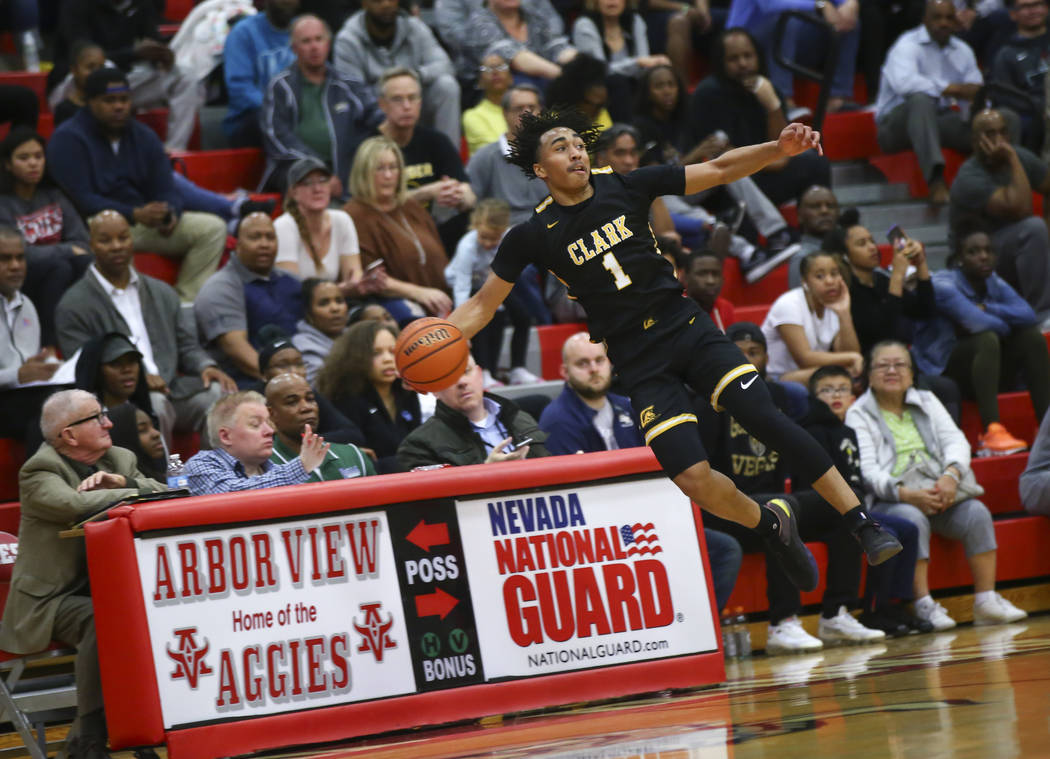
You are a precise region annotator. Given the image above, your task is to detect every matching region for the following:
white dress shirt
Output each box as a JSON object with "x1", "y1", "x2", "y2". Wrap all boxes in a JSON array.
[
  {"x1": 875, "y1": 25, "x2": 983, "y2": 120},
  {"x1": 89, "y1": 264, "x2": 161, "y2": 375}
]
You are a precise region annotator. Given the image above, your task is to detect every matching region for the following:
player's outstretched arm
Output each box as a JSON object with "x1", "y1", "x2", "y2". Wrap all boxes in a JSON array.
[
  {"x1": 682, "y1": 123, "x2": 823, "y2": 195},
  {"x1": 448, "y1": 271, "x2": 515, "y2": 339}
]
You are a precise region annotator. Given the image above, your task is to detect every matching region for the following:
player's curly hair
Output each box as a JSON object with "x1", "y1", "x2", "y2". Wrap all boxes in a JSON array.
[{"x1": 506, "y1": 109, "x2": 603, "y2": 179}]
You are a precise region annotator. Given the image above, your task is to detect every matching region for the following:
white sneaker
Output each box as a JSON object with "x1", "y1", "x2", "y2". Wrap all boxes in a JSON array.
[
  {"x1": 482, "y1": 369, "x2": 504, "y2": 390},
  {"x1": 817, "y1": 606, "x2": 887, "y2": 645},
  {"x1": 766, "y1": 616, "x2": 824, "y2": 655},
  {"x1": 508, "y1": 366, "x2": 541, "y2": 385},
  {"x1": 973, "y1": 593, "x2": 1028, "y2": 626},
  {"x1": 914, "y1": 598, "x2": 957, "y2": 631}
]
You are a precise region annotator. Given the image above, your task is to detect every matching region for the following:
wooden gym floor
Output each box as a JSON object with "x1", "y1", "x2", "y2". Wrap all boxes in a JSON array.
[{"x1": 5, "y1": 613, "x2": 1048, "y2": 759}]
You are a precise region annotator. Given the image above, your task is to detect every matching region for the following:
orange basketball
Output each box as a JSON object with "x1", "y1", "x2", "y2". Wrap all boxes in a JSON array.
[{"x1": 395, "y1": 317, "x2": 469, "y2": 393}]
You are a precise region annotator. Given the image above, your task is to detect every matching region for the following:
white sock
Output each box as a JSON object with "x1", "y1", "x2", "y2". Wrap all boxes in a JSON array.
[
  {"x1": 974, "y1": 590, "x2": 996, "y2": 605},
  {"x1": 915, "y1": 594, "x2": 935, "y2": 610}
]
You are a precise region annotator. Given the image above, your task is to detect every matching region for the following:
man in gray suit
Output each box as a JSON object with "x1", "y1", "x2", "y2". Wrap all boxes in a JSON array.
[
  {"x1": 0, "y1": 389, "x2": 166, "y2": 758},
  {"x1": 54, "y1": 210, "x2": 237, "y2": 445}
]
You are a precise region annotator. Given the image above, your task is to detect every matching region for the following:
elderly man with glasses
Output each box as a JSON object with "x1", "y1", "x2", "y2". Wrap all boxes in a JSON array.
[{"x1": 0, "y1": 389, "x2": 166, "y2": 759}]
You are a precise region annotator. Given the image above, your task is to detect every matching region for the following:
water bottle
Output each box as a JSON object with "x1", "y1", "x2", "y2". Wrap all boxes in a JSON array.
[
  {"x1": 721, "y1": 608, "x2": 738, "y2": 659},
  {"x1": 167, "y1": 454, "x2": 188, "y2": 490},
  {"x1": 21, "y1": 32, "x2": 40, "y2": 73},
  {"x1": 733, "y1": 606, "x2": 752, "y2": 658}
]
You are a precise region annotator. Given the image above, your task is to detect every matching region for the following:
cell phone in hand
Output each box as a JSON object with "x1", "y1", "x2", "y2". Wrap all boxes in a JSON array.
[
  {"x1": 505, "y1": 437, "x2": 534, "y2": 453},
  {"x1": 887, "y1": 224, "x2": 907, "y2": 250}
]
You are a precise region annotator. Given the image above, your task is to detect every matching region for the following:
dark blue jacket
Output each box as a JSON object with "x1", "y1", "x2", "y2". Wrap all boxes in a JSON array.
[
  {"x1": 539, "y1": 384, "x2": 643, "y2": 455},
  {"x1": 47, "y1": 108, "x2": 180, "y2": 223},
  {"x1": 913, "y1": 267, "x2": 1038, "y2": 376}
]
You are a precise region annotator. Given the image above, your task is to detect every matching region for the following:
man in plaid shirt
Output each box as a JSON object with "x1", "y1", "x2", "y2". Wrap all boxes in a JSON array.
[{"x1": 184, "y1": 390, "x2": 329, "y2": 495}]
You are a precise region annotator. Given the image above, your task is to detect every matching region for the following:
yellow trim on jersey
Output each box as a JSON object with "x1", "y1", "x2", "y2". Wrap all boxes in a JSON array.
[
  {"x1": 591, "y1": 166, "x2": 614, "y2": 174},
  {"x1": 644, "y1": 413, "x2": 698, "y2": 445},
  {"x1": 548, "y1": 269, "x2": 577, "y2": 300},
  {"x1": 535, "y1": 196, "x2": 554, "y2": 213},
  {"x1": 710, "y1": 363, "x2": 759, "y2": 412}
]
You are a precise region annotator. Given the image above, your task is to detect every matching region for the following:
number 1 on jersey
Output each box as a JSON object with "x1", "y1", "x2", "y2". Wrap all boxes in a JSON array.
[{"x1": 602, "y1": 252, "x2": 632, "y2": 290}]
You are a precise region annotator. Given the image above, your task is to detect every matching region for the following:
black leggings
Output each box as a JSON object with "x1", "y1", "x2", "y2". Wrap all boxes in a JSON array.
[{"x1": 709, "y1": 374, "x2": 837, "y2": 489}]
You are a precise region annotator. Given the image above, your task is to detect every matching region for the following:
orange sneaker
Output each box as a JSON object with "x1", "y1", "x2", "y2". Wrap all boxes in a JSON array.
[{"x1": 976, "y1": 423, "x2": 1028, "y2": 457}]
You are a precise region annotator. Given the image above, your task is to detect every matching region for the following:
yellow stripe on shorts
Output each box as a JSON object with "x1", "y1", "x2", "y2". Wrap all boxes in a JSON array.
[{"x1": 644, "y1": 413, "x2": 698, "y2": 445}]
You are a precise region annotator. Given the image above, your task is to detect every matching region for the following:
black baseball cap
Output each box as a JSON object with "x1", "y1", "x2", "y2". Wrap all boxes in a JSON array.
[
  {"x1": 83, "y1": 68, "x2": 131, "y2": 100},
  {"x1": 257, "y1": 335, "x2": 299, "y2": 374},
  {"x1": 287, "y1": 157, "x2": 331, "y2": 188},
  {"x1": 100, "y1": 334, "x2": 142, "y2": 364},
  {"x1": 726, "y1": 321, "x2": 766, "y2": 348}
]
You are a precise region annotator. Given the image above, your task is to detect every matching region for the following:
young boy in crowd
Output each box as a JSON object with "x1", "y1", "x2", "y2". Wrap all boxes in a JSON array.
[{"x1": 804, "y1": 366, "x2": 932, "y2": 636}]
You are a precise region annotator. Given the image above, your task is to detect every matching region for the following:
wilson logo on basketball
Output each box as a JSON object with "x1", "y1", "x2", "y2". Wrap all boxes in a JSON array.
[
  {"x1": 395, "y1": 317, "x2": 469, "y2": 393},
  {"x1": 403, "y1": 327, "x2": 452, "y2": 356}
]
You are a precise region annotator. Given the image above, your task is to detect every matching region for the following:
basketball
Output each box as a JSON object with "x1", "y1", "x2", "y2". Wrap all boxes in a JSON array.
[{"x1": 394, "y1": 317, "x2": 469, "y2": 393}]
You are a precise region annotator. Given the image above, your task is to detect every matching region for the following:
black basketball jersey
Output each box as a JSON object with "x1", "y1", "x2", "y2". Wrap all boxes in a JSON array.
[{"x1": 491, "y1": 165, "x2": 686, "y2": 340}]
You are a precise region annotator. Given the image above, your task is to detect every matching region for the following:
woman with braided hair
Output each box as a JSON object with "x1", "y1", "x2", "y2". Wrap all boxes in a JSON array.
[{"x1": 275, "y1": 157, "x2": 380, "y2": 300}]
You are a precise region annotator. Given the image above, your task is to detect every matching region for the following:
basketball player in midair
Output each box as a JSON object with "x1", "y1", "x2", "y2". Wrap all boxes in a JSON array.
[{"x1": 445, "y1": 110, "x2": 901, "y2": 590}]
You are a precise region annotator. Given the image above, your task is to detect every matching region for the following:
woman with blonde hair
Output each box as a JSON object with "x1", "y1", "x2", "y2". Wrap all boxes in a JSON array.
[
  {"x1": 316, "y1": 319, "x2": 420, "y2": 473},
  {"x1": 345, "y1": 137, "x2": 452, "y2": 326},
  {"x1": 275, "y1": 157, "x2": 383, "y2": 299}
]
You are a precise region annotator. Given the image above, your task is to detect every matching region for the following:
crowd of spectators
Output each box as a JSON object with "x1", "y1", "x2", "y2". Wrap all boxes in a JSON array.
[{"x1": 6, "y1": 0, "x2": 1050, "y2": 750}]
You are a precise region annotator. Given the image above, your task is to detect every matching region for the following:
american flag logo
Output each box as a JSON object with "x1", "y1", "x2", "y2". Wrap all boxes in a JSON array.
[{"x1": 620, "y1": 523, "x2": 662, "y2": 557}]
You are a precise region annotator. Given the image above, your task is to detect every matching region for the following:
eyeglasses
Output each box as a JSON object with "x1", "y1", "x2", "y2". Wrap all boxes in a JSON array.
[
  {"x1": 480, "y1": 63, "x2": 509, "y2": 73},
  {"x1": 871, "y1": 361, "x2": 911, "y2": 373},
  {"x1": 816, "y1": 386, "x2": 851, "y2": 398},
  {"x1": 66, "y1": 407, "x2": 109, "y2": 428}
]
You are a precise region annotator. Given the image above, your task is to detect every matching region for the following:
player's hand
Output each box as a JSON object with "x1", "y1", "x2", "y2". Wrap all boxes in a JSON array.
[
  {"x1": 77, "y1": 471, "x2": 127, "y2": 492},
  {"x1": 777, "y1": 123, "x2": 823, "y2": 157},
  {"x1": 486, "y1": 436, "x2": 529, "y2": 463},
  {"x1": 298, "y1": 424, "x2": 331, "y2": 472}
]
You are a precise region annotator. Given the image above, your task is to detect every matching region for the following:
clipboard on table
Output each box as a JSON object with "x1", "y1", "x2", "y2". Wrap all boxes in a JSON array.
[{"x1": 59, "y1": 489, "x2": 191, "y2": 538}]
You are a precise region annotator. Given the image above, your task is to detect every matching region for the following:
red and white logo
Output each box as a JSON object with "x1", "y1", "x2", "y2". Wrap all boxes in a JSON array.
[
  {"x1": 167, "y1": 627, "x2": 213, "y2": 688},
  {"x1": 353, "y1": 602, "x2": 396, "y2": 662}
]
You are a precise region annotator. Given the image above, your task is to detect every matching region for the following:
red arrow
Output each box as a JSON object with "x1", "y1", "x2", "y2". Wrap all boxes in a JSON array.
[
  {"x1": 415, "y1": 587, "x2": 459, "y2": 620},
  {"x1": 406, "y1": 519, "x2": 450, "y2": 552}
]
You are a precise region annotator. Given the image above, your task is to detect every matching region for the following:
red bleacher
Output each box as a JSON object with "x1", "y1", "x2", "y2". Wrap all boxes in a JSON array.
[{"x1": 170, "y1": 148, "x2": 266, "y2": 194}]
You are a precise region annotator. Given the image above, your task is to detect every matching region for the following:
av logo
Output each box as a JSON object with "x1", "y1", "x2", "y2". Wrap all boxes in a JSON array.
[
  {"x1": 353, "y1": 602, "x2": 397, "y2": 662},
  {"x1": 166, "y1": 627, "x2": 213, "y2": 688}
]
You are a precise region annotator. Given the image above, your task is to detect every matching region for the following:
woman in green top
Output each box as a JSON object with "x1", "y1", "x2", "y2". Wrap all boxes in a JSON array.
[{"x1": 845, "y1": 340, "x2": 1025, "y2": 632}]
